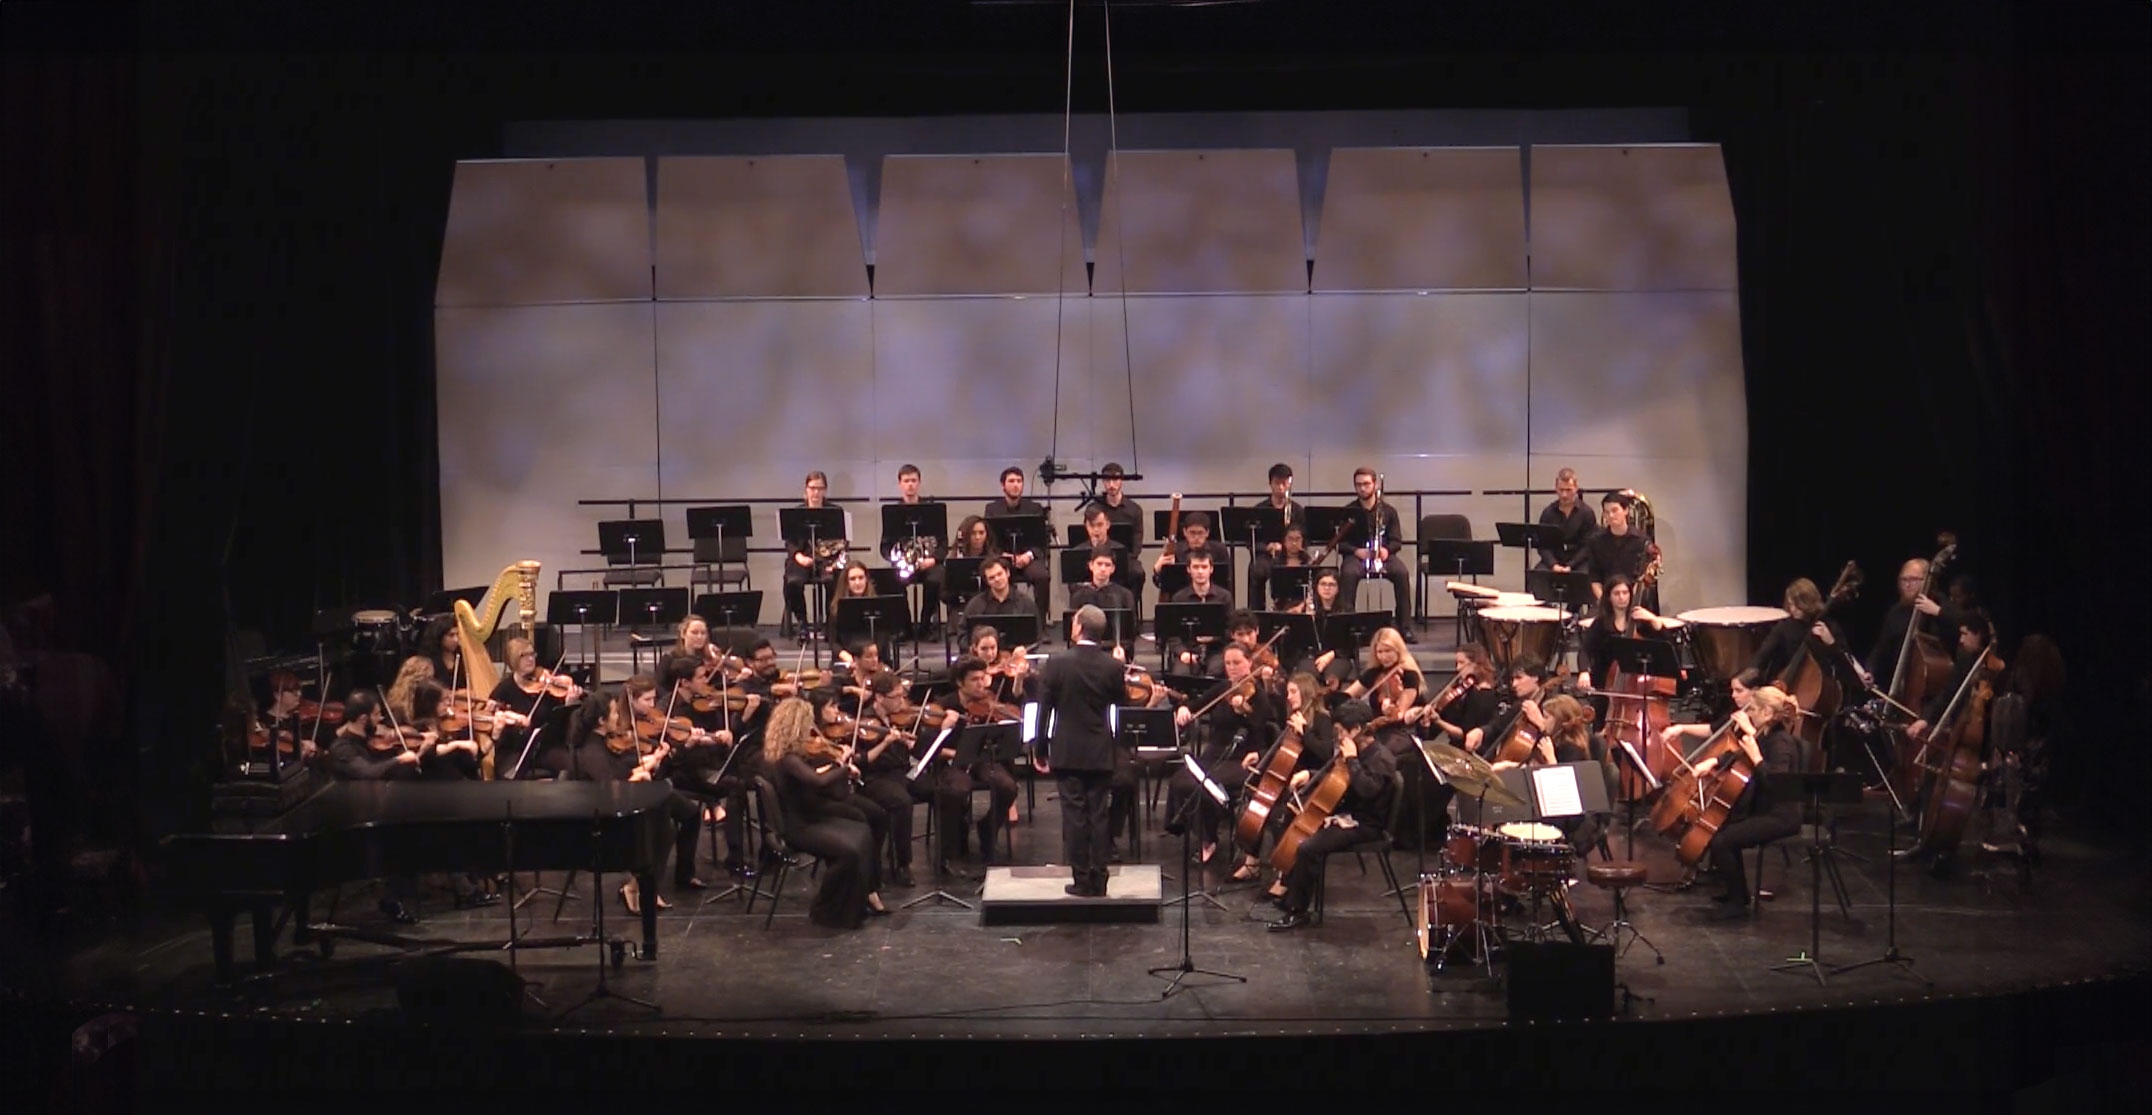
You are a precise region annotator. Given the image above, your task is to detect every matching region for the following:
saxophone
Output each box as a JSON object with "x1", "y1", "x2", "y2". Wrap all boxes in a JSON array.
[{"x1": 453, "y1": 560, "x2": 541, "y2": 697}]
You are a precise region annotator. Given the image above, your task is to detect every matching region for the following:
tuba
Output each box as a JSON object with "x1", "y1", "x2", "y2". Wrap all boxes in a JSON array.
[
  {"x1": 1618, "y1": 489, "x2": 1664, "y2": 597},
  {"x1": 453, "y1": 560, "x2": 540, "y2": 697}
]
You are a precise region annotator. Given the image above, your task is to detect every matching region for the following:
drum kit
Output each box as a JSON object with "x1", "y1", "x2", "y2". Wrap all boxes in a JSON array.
[{"x1": 1413, "y1": 741, "x2": 1583, "y2": 978}]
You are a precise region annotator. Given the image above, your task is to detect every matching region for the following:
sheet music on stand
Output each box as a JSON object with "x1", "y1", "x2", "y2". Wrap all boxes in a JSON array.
[
  {"x1": 907, "y1": 725, "x2": 954, "y2": 782},
  {"x1": 1612, "y1": 736, "x2": 1659, "y2": 793},
  {"x1": 1531, "y1": 765, "x2": 1587, "y2": 819},
  {"x1": 1182, "y1": 754, "x2": 1231, "y2": 805}
]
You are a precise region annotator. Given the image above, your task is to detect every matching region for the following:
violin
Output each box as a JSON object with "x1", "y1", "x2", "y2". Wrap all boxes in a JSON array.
[
  {"x1": 962, "y1": 693, "x2": 1021, "y2": 724},
  {"x1": 634, "y1": 707, "x2": 695, "y2": 748},
  {"x1": 294, "y1": 699, "x2": 345, "y2": 726},
  {"x1": 369, "y1": 723, "x2": 431, "y2": 753},
  {"x1": 778, "y1": 668, "x2": 833, "y2": 691},
  {"x1": 602, "y1": 724, "x2": 641, "y2": 755},
  {"x1": 249, "y1": 720, "x2": 299, "y2": 755},
  {"x1": 516, "y1": 670, "x2": 577, "y2": 700}
]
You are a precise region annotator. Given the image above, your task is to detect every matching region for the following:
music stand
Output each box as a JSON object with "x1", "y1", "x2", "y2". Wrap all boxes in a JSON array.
[
  {"x1": 900, "y1": 722, "x2": 975, "y2": 911},
  {"x1": 1525, "y1": 568, "x2": 1597, "y2": 620},
  {"x1": 1303, "y1": 506, "x2": 1358, "y2": 557},
  {"x1": 1767, "y1": 770, "x2": 1866, "y2": 986},
  {"x1": 1064, "y1": 522, "x2": 1137, "y2": 551},
  {"x1": 1496, "y1": 521, "x2": 1568, "y2": 565},
  {"x1": 1320, "y1": 611, "x2": 1389, "y2": 666},
  {"x1": 779, "y1": 506, "x2": 847, "y2": 664},
  {"x1": 1154, "y1": 601, "x2": 1227, "y2": 674},
  {"x1": 832, "y1": 595, "x2": 909, "y2": 663},
  {"x1": 1114, "y1": 704, "x2": 1181, "y2": 839},
  {"x1": 692, "y1": 591, "x2": 762, "y2": 632},
  {"x1": 1154, "y1": 563, "x2": 1192, "y2": 598},
  {"x1": 880, "y1": 501, "x2": 948, "y2": 560},
  {"x1": 1151, "y1": 755, "x2": 1247, "y2": 992},
  {"x1": 987, "y1": 514, "x2": 1050, "y2": 564},
  {"x1": 1153, "y1": 508, "x2": 1219, "y2": 544},
  {"x1": 1266, "y1": 565, "x2": 1316, "y2": 609},
  {"x1": 1218, "y1": 506, "x2": 1285, "y2": 557},
  {"x1": 685, "y1": 503, "x2": 752, "y2": 552},
  {"x1": 942, "y1": 556, "x2": 985, "y2": 614},
  {"x1": 1608, "y1": 636, "x2": 1681, "y2": 680},
  {"x1": 963, "y1": 612, "x2": 1039, "y2": 652},
  {"x1": 599, "y1": 519, "x2": 667, "y2": 575},
  {"x1": 547, "y1": 590, "x2": 618, "y2": 684},
  {"x1": 1256, "y1": 611, "x2": 1321, "y2": 668},
  {"x1": 421, "y1": 586, "x2": 488, "y2": 616},
  {"x1": 1057, "y1": 547, "x2": 1100, "y2": 586}
]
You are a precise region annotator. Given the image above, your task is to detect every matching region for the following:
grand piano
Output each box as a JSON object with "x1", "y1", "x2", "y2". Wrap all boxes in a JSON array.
[{"x1": 162, "y1": 780, "x2": 676, "y2": 982}]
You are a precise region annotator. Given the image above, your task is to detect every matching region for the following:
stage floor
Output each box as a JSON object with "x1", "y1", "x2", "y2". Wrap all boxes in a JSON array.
[{"x1": 32, "y1": 781, "x2": 2152, "y2": 1040}]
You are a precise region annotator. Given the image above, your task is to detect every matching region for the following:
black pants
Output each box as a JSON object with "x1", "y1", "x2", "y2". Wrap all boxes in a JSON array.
[
  {"x1": 1013, "y1": 559, "x2": 1052, "y2": 634},
  {"x1": 908, "y1": 566, "x2": 944, "y2": 632},
  {"x1": 1247, "y1": 554, "x2": 1278, "y2": 611},
  {"x1": 1338, "y1": 555, "x2": 1412, "y2": 628},
  {"x1": 899, "y1": 765, "x2": 972, "y2": 865},
  {"x1": 1708, "y1": 809, "x2": 1799, "y2": 902},
  {"x1": 1108, "y1": 749, "x2": 1140, "y2": 848},
  {"x1": 1166, "y1": 758, "x2": 1252, "y2": 851},
  {"x1": 787, "y1": 817, "x2": 875, "y2": 929},
  {"x1": 860, "y1": 775, "x2": 917, "y2": 869},
  {"x1": 783, "y1": 562, "x2": 831, "y2": 628},
  {"x1": 817, "y1": 794, "x2": 886, "y2": 895},
  {"x1": 1058, "y1": 770, "x2": 1115, "y2": 892},
  {"x1": 971, "y1": 761, "x2": 1019, "y2": 863},
  {"x1": 665, "y1": 791, "x2": 703, "y2": 887},
  {"x1": 1281, "y1": 821, "x2": 1385, "y2": 916}
]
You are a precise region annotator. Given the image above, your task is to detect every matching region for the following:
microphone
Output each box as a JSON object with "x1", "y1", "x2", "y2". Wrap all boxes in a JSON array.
[{"x1": 1037, "y1": 457, "x2": 1063, "y2": 487}]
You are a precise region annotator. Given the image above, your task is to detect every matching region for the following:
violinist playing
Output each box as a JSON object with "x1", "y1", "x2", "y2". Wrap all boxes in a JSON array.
[
  {"x1": 656, "y1": 653, "x2": 739, "y2": 803},
  {"x1": 761, "y1": 697, "x2": 888, "y2": 927},
  {"x1": 1166, "y1": 642, "x2": 1279, "y2": 869},
  {"x1": 1266, "y1": 698, "x2": 1398, "y2": 932},
  {"x1": 1343, "y1": 626, "x2": 1423, "y2": 747},
  {"x1": 322, "y1": 691, "x2": 425, "y2": 923},
  {"x1": 952, "y1": 655, "x2": 1023, "y2": 866},
  {"x1": 489, "y1": 636, "x2": 581, "y2": 780},
  {"x1": 854, "y1": 671, "x2": 937, "y2": 887},
  {"x1": 1689, "y1": 684, "x2": 1803, "y2": 919},
  {"x1": 806, "y1": 693, "x2": 893, "y2": 902},
  {"x1": 253, "y1": 670, "x2": 310, "y2": 762},
  {"x1": 566, "y1": 676, "x2": 706, "y2": 915},
  {"x1": 1422, "y1": 643, "x2": 1503, "y2": 750},
  {"x1": 833, "y1": 637, "x2": 891, "y2": 702}
]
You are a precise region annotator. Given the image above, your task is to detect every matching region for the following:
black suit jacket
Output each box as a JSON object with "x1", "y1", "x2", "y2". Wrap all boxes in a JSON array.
[{"x1": 1038, "y1": 642, "x2": 1123, "y2": 773}]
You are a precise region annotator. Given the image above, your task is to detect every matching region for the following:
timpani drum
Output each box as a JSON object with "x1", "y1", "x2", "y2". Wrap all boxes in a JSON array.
[
  {"x1": 1676, "y1": 606, "x2": 1786, "y2": 683},
  {"x1": 1477, "y1": 605, "x2": 1567, "y2": 675}
]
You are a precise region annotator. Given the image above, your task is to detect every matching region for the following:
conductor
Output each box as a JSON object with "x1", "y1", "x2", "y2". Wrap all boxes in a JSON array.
[{"x1": 1039, "y1": 604, "x2": 1124, "y2": 897}]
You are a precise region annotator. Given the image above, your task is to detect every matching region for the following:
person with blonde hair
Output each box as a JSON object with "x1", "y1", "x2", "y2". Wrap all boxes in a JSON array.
[
  {"x1": 762, "y1": 696, "x2": 884, "y2": 927},
  {"x1": 1692, "y1": 683, "x2": 1804, "y2": 919}
]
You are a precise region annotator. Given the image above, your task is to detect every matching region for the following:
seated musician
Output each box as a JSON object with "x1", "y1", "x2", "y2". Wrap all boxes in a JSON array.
[
  {"x1": 960, "y1": 557, "x2": 1036, "y2": 634},
  {"x1": 1750, "y1": 577, "x2": 1850, "y2": 681},
  {"x1": 833, "y1": 638, "x2": 890, "y2": 701},
  {"x1": 808, "y1": 693, "x2": 893, "y2": 902},
  {"x1": 1252, "y1": 672, "x2": 1337, "y2": 899},
  {"x1": 828, "y1": 562, "x2": 898, "y2": 664},
  {"x1": 1245, "y1": 463, "x2": 1304, "y2": 611},
  {"x1": 881, "y1": 464, "x2": 946, "y2": 635},
  {"x1": 1662, "y1": 669, "x2": 1760, "y2": 769},
  {"x1": 950, "y1": 651, "x2": 1023, "y2": 863},
  {"x1": 1535, "y1": 467, "x2": 1596, "y2": 571},
  {"x1": 487, "y1": 637, "x2": 577, "y2": 780},
  {"x1": 1068, "y1": 544, "x2": 1137, "y2": 633},
  {"x1": 1897, "y1": 610, "x2": 1998, "y2": 876},
  {"x1": 256, "y1": 670, "x2": 309, "y2": 762},
  {"x1": 1265, "y1": 698, "x2": 1398, "y2": 931},
  {"x1": 1080, "y1": 461, "x2": 1146, "y2": 558},
  {"x1": 1692, "y1": 684, "x2": 1804, "y2": 918},
  {"x1": 417, "y1": 614, "x2": 465, "y2": 692},
  {"x1": 1152, "y1": 510, "x2": 1234, "y2": 596},
  {"x1": 782, "y1": 471, "x2": 846, "y2": 638},
  {"x1": 1343, "y1": 626, "x2": 1422, "y2": 747},
  {"x1": 1491, "y1": 694, "x2": 1618, "y2": 858},
  {"x1": 760, "y1": 696, "x2": 887, "y2": 928},
  {"x1": 966, "y1": 624, "x2": 1037, "y2": 708},
  {"x1": 1573, "y1": 491, "x2": 1651, "y2": 603},
  {"x1": 712, "y1": 637, "x2": 801, "y2": 875},
  {"x1": 657, "y1": 652, "x2": 738, "y2": 797},
  {"x1": 1578, "y1": 575, "x2": 1672, "y2": 690},
  {"x1": 853, "y1": 670, "x2": 944, "y2": 888},
  {"x1": 983, "y1": 466, "x2": 1053, "y2": 634},
  {"x1": 1335, "y1": 468, "x2": 1414, "y2": 641},
  {"x1": 1166, "y1": 551, "x2": 1234, "y2": 673},
  {"x1": 1073, "y1": 507, "x2": 1144, "y2": 607},
  {"x1": 1166, "y1": 642, "x2": 1278, "y2": 868},
  {"x1": 1266, "y1": 525, "x2": 1315, "y2": 610},
  {"x1": 1422, "y1": 644, "x2": 1504, "y2": 755},
  {"x1": 322, "y1": 691, "x2": 425, "y2": 923},
  {"x1": 565, "y1": 676, "x2": 705, "y2": 915},
  {"x1": 1864, "y1": 557, "x2": 1966, "y2": 685}
]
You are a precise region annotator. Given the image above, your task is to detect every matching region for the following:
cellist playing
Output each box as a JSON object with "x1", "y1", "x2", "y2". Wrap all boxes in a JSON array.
[
  {"x1": 1264, "y1": 699, "x2": 1398, "y2": 932},
  {"x1": 1689, "y1": 684, "x2": 1803, "y2": 920}
]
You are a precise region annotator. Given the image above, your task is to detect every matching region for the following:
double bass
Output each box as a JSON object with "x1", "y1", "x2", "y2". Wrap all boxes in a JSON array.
[
  {"x1": 1912, "y1": 644, "x2": 2002, "y2": 858},
  {"x1": 1775, "y1": 561, "x2": 1863, "y2": 769},
  {"x1": 1885, "y1": 535, "x2": 1959, "y2": 802}
]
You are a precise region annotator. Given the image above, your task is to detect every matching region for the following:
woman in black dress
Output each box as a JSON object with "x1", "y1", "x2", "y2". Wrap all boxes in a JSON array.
[{"x1": 760, "y1": 696, "x2": 889, "y2": 928}]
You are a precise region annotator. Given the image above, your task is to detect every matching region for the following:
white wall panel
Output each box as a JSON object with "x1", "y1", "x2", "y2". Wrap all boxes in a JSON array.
[
  {"x1": 1313, "y1": 147, "x2": 1526, "y2": 292},
  {"x1": 1526, "y1": 292, "x2": 1746, "y2": 463},
  {"x1": 654, "y1": 156, "x2": 869, "y2": 299},
  {"x1": 436, "y1": 305, "x2": 659, "y2": 617},
  {"x1": 1309, "y1": 292, "x2": 1530, "y2": 461},
  {"x1": 1529, "y1": 144, "x2": 1738, "y2": 291},
  {"x1": 1093, "y1": 151, "x2": 1307, "y2": 295},
  {"x1": 436, "y1": 159, "x2": 652, "y2": 306},
  {"x1": 874, "y1": 155, "x2": 1088, "y2": 296}
]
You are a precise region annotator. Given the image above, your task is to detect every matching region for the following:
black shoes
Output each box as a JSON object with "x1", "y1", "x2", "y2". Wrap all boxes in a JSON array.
[
  {"x1": 1266, "y1": 911, "x2": 1311, "y2": 932},
  {"x1": 1708, "y1": 901, "x2": 1752, "y2": 922},
  {"x1": 453, "y1": 891, "x2": 501, "y2": 910},
  {"x1": 378, "y1": 899, "x2": 417, "y2": 925},
  {"x1": 890, "y1": 866, "x2": 916, "y2": 888}
]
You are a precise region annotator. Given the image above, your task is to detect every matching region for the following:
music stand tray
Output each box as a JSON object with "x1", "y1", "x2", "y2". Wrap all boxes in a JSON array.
[
  {"x1": 598, "y1": 519, "x2": 667, "y2": 565},
  {"x1": 1320, "y1": 610, "x2": 1390, "y2": 656},
  {"x1": 962, "y1": 611, "x2": 1039, "y2": 651},
  {"x1": 943, "y1": 556, "x2": 985, "y2": 599},
  {"x1": 692, "y1": 591, "x2": 763, "y2": 630},
  {"x1": 1153, "y1": 601, "x2": 1227, "y2": 671},
  {"x1": 832, "y1": 594, "x2": 912, "y2": 653},
  {"x1": 1256, "y1": 610, "x2": 1321, "y2": 665},
  {"x1": 617, "y1": 588, "x2": 690, "y2": 629},
  {"x1": 1112, "y1": 705, "x2": 1181, "y2": 755},
  {"x1": 987, "y1": 514, "x2": 1051, "y2": 560},
  {"x1": 778, "y1": 506, "x2": 847, "y2": 551},
  {"x1": 1266, "y1": 565, "x2": 1316, "y2": 607},
  {"x1": 881, "y1": 502, "x2": 948, "y2": 555},
  {"x1": 1608, "y1": 635, "x2": 1680, "y2": 679},
  {"x1": 547, "y1": 590, "x2": 619, "y2": 628},
  {"x1": 685, "y1": 505, "x2": 752, "y2": 542},
  {"x1": 1496, "y1": 522, "x2": 1564, "y2": 552},
  {"x1": 1525, "y1": 569, "x2": 1596, "y2": 613},
  {"x1": 1218, "y1": 506, "x2": 1285, "y2": 551},
  {"x1": 1423, "y1": 540, "x2": 1496, "y2": 578},
  {"x1": 1304, "y1": 506, "x2": 1366, "y2": 553}
]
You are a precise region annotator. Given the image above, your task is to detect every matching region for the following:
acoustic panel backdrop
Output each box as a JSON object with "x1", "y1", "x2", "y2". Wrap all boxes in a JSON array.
[
  {"x1": 436, "y1": 144, "x2": 1748, "y2": 622},
  {"x1": 436, "y1": 158, "x2": 652, "y2": 306},
  {"x1": 1312, "y1": 147, "x2": 1528, "y2": 292}
]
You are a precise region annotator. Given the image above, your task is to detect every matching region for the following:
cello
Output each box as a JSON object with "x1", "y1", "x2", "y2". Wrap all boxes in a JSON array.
[
  {"x1": 1270, "y1": 743, "x2": 1355, "y2": 876},
  {"x1": 1234, "y1": 713, "x2": 1306, "y2": 852},
  {"x1": 1912, "y1": 644, "x2": 2002, "y2": 858},
  {"x1": 1775, "y1": 562, "x2": 1863, "y2": 770}
]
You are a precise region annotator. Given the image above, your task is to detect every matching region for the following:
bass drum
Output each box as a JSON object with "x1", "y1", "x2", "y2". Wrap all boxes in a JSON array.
[
  {"x1": 1676, "y1": 606, "x2": 1784, "y2": 683},
  {"x1": 1417, "y1": 875, "x2": 1491, "y2": 963}
]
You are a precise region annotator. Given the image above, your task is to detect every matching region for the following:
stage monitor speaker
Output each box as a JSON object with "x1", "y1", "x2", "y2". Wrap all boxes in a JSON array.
[
  {"x1": 394, "y1": 957, "x2": 527, "y2": 1028},
  {"x1": 1506, "y1": 941, "x2": 1614, "y2": 1022}
]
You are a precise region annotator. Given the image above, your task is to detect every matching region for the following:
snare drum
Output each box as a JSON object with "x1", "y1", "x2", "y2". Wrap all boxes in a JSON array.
[
  {"x1": 1478, "y1": 605, "x2": 1567, "y2": 674},
  {"x1": 1676, "y1": 606, "x2": 1785, "y2": 682},
  {"x1": 1495, "y1": 821, "x2": 1573, "y2": 893}
]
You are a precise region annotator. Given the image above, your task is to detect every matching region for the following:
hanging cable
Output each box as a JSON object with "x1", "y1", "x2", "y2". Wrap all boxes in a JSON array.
[
  {"x1": 1047, "y1": 0, "x2": 1077, "y2": 482},
  {"x1": 1103, "y1": 0, "x2": 1140, "y2": 476}
]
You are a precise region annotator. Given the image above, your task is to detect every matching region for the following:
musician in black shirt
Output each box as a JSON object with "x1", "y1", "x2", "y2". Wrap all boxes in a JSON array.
[
  {"x1": 1073, "y1": 506, "x2": 1144, "y2": 606},
  {"x1": 1244, "y1": 463, "x2": 1305, "y2": 611},
  {"x1": 1696, "y1": 685, "x2": 1803, "y2": 917},
  {"x1": 1577, "y1": 491, "x2": 1651, "y2": 600},
  {"x1": 1579, "y1": 576, "x2": 1674, "y2": 690},
  {"x1": 1267, "y1": 699, "x2": 1397, "y2": 931},
  {"x1": 1335, "y1": 468, "x2": 1414, "y2": 640},
  {"x1": 1864, "y1": 558, "x2": 1966, "y2": 687},
  {"x1": 1166, "y1": 551, "x2": 1234, "y2": 673},
  {"x1": 1424, "y1": 644, "x2": 1504, "y2": 754},
  {"x1": 1081, "y1": 461, "x2": 1146, "y2": 552},
  {"x1": 1749, "y1": 577, "x2": 1851, "y2": 682},
  {"x1": 880, "y1": 464, "x2": 947, "y2": 633},
  {"x1": 1535, "y1": 467, "x2": 1596, "y2": 570},
  {"x1": 1165, "y1": 644, "x2": 1279, "y2": 865},
  {"x1": 322, "y1": 692, "x2": 425, "y2": 921},
  {"x1": 568, "y1": 677, "x2": 706, "y2": 912},
  {"x1": 1153, "y1": 510, "x2": 1235, "y2": 596},
  {"x1": 783, "y1": 471, "x2": 846, "y2": 637},
  {"x1": 762, "y1": 696, "x2": 885, "y2": 928},
  {"x1": 960, "y1": 557, "x2": 1037, "y2": 632},
  {"x1": 1068, "y1": 544, "x2": 1137, "y2": 637},
  {"x1": 984, "y1": 466, "x2": 1053, "y2": 632}
]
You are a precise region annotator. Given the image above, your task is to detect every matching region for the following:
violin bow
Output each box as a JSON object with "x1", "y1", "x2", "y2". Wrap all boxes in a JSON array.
[{"x1": 376, "y1": 687, "x2": 416, "y2": 753}]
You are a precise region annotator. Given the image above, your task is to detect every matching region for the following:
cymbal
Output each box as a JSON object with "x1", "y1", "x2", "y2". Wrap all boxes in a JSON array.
[{"x1": 1416, "y1": 740, "x2": 1525, "y2": 808}]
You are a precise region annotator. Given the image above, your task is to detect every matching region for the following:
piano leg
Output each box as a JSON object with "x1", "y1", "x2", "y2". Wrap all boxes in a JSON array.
[{"x1": 637, "y1": 869, "x2": 659, "y2": 961}]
